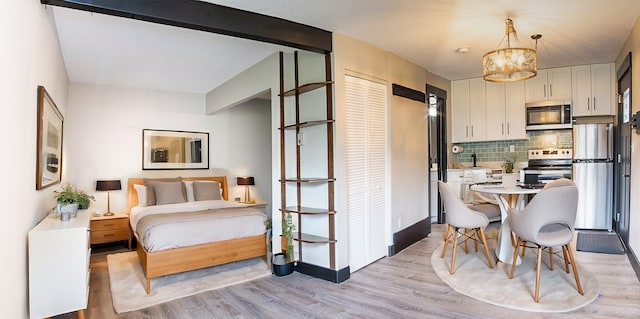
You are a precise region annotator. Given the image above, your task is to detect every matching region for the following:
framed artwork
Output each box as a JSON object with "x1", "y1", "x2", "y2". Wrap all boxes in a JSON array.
[
  {"x1": 36, "y1": 86, "x2": 63, "y2": 190},
  {"x1": 142, "y1": 129, "x2": 209, "y2": 170}
]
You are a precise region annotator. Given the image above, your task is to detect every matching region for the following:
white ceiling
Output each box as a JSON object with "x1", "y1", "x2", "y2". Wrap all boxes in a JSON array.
[{"x1": 51, "y1": 0, "x2": 640, "y2": 94}]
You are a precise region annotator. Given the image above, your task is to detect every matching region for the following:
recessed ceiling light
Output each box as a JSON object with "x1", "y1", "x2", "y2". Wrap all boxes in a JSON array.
[{"x1": 455, "y1": 47, "x2": 470, "y2": 54}]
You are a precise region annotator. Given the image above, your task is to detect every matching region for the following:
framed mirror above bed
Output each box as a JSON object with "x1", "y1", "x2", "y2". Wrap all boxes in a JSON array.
[{"x1": 142, "y1": 129, "x2": 209, "y2": 170}]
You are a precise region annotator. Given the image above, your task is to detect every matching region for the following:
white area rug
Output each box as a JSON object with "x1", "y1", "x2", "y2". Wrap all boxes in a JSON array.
[
  {"x1": 107, "y1": 251, "x2": 271, "y2": 313},
  {"x1": 432, "y1": 241, "x2": 600, "y2": 312}
]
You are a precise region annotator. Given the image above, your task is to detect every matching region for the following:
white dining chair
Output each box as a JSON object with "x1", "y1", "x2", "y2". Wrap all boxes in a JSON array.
[
  {"x1": 507, "y1": 178, "x2": 584, "y2": 302},
  {"x1": 438, "y1": 181, "x2": 495, "y2": 274}
]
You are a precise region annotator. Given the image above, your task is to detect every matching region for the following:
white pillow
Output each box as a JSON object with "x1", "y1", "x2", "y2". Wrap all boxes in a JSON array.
[
  {"x1": 183, "y1": 181, "x2": 195, "y2": 202},
  {"x1": 133, "y1": 184, "x2": 147, "y2": 207}
]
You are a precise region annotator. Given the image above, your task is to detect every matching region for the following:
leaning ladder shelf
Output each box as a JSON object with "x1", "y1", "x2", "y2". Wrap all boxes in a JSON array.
[{"x1": 279, "y1": 51, "x2": 336, "y2": 270}]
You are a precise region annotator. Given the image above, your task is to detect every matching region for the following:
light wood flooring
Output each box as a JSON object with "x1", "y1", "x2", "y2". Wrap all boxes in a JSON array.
[{"x1": 54, "y1": 224, "x2": 640, "y2": 319}]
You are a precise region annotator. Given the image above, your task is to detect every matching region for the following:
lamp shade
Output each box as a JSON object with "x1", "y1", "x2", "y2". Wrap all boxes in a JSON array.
[
  {"x1": 237, "y1": 177, "x2": 255, "y2": 186},
  {"x1": 482, "y1": 18, "x2": 537, "y2": 82},
  {"x1": 96, "y1": 180, "x2": 122, "y2": 191}
]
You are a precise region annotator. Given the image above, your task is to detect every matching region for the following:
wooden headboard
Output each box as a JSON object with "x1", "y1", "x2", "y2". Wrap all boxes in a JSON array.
[{"x1": 127, "y1": 176, "x2": 229, "y2": 211}]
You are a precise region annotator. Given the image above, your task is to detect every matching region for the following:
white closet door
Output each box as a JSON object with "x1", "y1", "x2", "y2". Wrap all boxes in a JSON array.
[{"x1": 345, "y1": 75, "x2": 388, "y2": 272}]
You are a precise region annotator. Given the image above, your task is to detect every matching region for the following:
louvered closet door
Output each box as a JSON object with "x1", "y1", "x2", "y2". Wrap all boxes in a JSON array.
[{"x1": 345, "y1": 75, "x2": 388, "y2": 272}]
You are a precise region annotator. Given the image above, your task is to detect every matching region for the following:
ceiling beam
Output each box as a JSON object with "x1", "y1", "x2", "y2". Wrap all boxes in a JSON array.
[{"x1": 40, "y1": 0, "x2": 332, "y2": 53}]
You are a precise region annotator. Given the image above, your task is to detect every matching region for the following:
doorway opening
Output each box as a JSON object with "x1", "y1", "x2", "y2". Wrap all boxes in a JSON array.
[{"x1": 426, "y1": 84, "x2": 447, "y2": 224}]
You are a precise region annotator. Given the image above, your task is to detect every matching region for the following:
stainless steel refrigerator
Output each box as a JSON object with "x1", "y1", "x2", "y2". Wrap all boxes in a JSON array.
[{"x1": 573, "y1": 123, "x2": 613, "y2": 230}]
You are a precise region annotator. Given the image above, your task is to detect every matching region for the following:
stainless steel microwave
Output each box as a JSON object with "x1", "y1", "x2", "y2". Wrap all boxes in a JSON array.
[{"x1": 525, "y1": 100, "x2": 572, "y2": 130}]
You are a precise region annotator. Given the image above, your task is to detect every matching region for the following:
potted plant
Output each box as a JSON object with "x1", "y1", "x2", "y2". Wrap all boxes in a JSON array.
[
  {"x1": 501, "y1": 158, "x2": 518, "y2": 187},
  {"x1": 273, "y1": 212, "x2": 295, "y2": 276},
  {"x1": 53, "y1": 183, "x2": 94, "y2": 220}
]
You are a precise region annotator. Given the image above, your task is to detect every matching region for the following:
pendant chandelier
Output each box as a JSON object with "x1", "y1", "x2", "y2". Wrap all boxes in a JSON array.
[{"x1": 482, "y1": 18, "x2": 538, "y2": 82}]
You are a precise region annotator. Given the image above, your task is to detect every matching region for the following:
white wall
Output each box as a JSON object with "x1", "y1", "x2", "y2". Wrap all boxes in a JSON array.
[
  {"x1": 617, "y1": 16, "x2": 640, "y2": 261},
  {"x1": 206, "y1": 53, "x2": 282, "y2": 250},
  {"x1": 64, "y1": 83, "x2": 271, "y2": 214},
  {"x1": 1, "y1": 2, "x2": 69, "y2": 318},
  {"x1": 333, "y1": 33, "x2": 450, "y2": 269}
]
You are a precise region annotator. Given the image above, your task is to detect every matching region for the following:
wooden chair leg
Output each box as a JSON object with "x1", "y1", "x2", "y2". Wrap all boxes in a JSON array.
[
  {"x1": 478, "y1": 228, "x2": 494, "y2": 269},
  {"x1": 535, "y1": 246, "x2": 542, "y2": 303},
  {"x1": 566, "y1": 243, "x2": 584, "y2": 295},
  {"x1": 521, "y1": 241, "x2": 527, "y2": 257},
  {"x1": 474, "y1": 229, "x2": 480, "y2": 252},
  {"x1": 463, "y1": 228, "x2": 469, "y2": 254},
  {"x1": 549, "y1": 247, "x2": 554, "y2": 270},
  {"x1": 450, "y1": 227, "x2": 459, "y2": 274},
  {"x1": 441, "y1": 224, "x2": 451, "y2": 258},
  {"x1": 509, "y1": 237, "x2": 521, "y2": 279},
  {"x1": 562, "y1": 245, "x2": 570, "y2": 273}
]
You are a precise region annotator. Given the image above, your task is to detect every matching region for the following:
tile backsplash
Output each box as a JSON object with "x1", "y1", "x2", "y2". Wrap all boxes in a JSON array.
[{"x1": 454, "y1": 130, "x2": 573, "y2": 164}]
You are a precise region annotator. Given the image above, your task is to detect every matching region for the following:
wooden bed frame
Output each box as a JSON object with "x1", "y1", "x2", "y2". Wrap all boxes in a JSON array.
[{"x1": 127, "y1": 176, "x2": 268, "y2": 294}]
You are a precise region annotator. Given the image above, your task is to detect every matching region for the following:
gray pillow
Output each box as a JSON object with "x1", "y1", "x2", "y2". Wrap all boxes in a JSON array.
[
  {"x1": 153, "y1": 181, "x2": 187, "y2": 205},
  {"x1": 193, "y1": 181, "x2": 222, "y2": 201},
  {"x1": 143, "y1": 177, "x2": 182, "y2": 206}
]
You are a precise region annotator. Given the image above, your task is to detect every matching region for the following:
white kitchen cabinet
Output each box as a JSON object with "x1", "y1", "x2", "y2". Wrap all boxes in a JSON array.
[
  {"x1": 29, "y1": 211, "x2": 90, "y2": 319},
  {"x1": 572, "y1": 63, "x2": 615, "y2": 117},
  {"x1": 525, "y1": 67, "x2": 572, "y2": 102},
  {"x1": 451, "y1": 78, "x2": 486, "y2": 143},
  {"x1": 485, "y1": 81, "x2": 526, "y2": 141}
]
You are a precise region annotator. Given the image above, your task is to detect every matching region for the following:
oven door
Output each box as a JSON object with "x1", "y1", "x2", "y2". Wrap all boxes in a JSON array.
[{"x1": 523, "y1": 168, "x2": 573, "y2": 183}]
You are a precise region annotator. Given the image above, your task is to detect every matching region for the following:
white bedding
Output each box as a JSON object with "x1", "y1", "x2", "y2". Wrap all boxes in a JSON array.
[{"x1": 130, "y1": 200, "x2": 267, "y2": 252}]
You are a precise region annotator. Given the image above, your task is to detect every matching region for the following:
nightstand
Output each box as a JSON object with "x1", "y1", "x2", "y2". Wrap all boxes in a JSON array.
[{"x1": 90, "y1": 213, "x2": 131, "y2": 250}]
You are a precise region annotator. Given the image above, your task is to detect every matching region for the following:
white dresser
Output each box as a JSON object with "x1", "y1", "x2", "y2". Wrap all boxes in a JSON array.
[{"x1": 28, "y1": 210, "x2": 90, "y2": 319}]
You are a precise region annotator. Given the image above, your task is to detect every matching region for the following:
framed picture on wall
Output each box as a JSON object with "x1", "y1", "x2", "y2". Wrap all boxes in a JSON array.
[
  {"x1": 36, "y1": 86, "x2": 63, "y2": 190},
  {"x1": 142, "y1": 129, "x2": 209, "y2": 170}
]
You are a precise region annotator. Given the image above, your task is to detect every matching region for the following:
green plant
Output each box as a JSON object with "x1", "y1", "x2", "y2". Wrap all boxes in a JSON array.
[
  {"x1": 282, "y1": 213, "x2": 295, "y2": 261},
  {"x1": 503, "y1": 159, "x2": 515, "y2": 174},
  {"x1": 54, "y1": 183, "x2": 94, "y2": 206}
]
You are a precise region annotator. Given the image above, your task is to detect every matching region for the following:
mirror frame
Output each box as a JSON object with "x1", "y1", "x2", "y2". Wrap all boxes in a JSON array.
[
  {"x1": 36, "y1": 85, "x2": 64, "y2": 190},
  {"x1": 142, "y1": 129, "x2": 209, "y2": 170}
]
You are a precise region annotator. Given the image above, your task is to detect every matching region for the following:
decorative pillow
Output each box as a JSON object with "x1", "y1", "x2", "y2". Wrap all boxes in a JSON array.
[
  {"x1": 133, "y1": 184, "x2": 147, "y2": 207},
  {"x1": 183, "y1": 181, "x2": 195, "y2": 202},
  {"x1": 193, "y1": 181, "x2": 222, "y2": 201},
  {"x1": 153, "y1": 181, "x2": 187, "y2": 205},
  {"x1": 143, "y1": 177, "x2": 182, "y2": 206}
]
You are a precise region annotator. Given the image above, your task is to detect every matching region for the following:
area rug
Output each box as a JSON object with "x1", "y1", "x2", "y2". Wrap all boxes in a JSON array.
[
  {"x1": 432, "y1": 242, "x2": 600, "y2": 312},
  {"x1": 577, "y1": 231, "x2": 625, "y2": 254},
  {"x1": 107, "y1": 251, "x2": 271, "y2": 313}
]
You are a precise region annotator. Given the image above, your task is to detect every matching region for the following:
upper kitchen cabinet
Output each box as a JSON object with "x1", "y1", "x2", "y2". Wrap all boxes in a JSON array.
[
  {"x1": 571, "y1": 63, "x2": 615, "y2": 117},
  {"x1": 525, "y1": 67, "x2": 572, "y2": 102},
  {"x1": 452, "y1": 78, "x2": 486, "y2": 143},
  {"x1": 485, "y1": 81, "x2": 526, "y2": 141}
]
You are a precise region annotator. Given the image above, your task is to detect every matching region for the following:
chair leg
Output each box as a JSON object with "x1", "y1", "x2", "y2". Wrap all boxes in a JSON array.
[
  {"x1": 441, "y1": 224, "x2": 451, "y2": 259},
  {"x1": 534, "y1": 246, "x2": 543, "y2": 303},
  {"x1": 548, "y1": 247, "x2": 554, "y2": 270},
  {"x1": 509, "y1": 237, "x2": 522, "y2": 279},
  {"x1": 474, "y1": 229, "x2": 480, "y2": 252},
  {"x1": 566, "y1": 243, "x2": 584, "y2": 295},
  {"x1": 478, "y1": 228, "x2": 494, "y2": 269},
  {"x1": 450, "y1": 227, "x2": 459, "y2": 274},
  {"x1": 521, "y1": 241, "x2": 527, "y2": 257},
  {"x1": 561, "y1": 245, "x2": 570, "y2": 273},
  {"x1": 463, "y1": 228, "x2": 469, "y2": 254}
]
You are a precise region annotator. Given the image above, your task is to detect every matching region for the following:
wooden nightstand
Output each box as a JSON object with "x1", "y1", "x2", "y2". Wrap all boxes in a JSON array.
[{"x1": 90, "y1": 213, "x2": 131, "y2": 250}]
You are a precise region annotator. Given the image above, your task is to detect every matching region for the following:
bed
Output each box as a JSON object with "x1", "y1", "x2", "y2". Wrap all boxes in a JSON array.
[{"x1": 127, "y1": 176, "x2": 268, "y2": 294}]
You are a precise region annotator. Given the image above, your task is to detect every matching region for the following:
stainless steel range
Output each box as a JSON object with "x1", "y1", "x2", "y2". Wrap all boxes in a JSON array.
[{"x1": 521, "y1": 148, "x2": 573, "y2": 184}]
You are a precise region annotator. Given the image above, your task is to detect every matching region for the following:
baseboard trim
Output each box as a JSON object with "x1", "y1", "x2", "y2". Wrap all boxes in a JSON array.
[
  {"x1": 295, "y1": 261, "x2": 350, "y2": 283},
  {"x1": 628, "y1": 246, "x2": 640, "y2": 282},
  {"x1": 388, "y1": 218, "x2": 431, "y2": 256}
]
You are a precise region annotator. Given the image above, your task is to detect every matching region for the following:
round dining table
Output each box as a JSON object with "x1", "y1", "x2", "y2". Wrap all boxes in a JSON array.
[{"x1": 470, "y1": 183, "x2": 542, "y2": 265}]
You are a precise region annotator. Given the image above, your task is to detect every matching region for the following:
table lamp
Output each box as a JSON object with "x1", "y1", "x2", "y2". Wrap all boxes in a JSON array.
[
  {"x1": 237, "y1": 177, "x2": 255, "y2": 204},
  {"x1": 96, "y1": 180, "x2": 121, "y2": 216}
]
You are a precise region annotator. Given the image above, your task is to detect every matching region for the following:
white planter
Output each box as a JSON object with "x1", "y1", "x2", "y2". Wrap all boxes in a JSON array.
[
  {"x1": 57, "y1": 203, "x2": 79, "y2": 221},
  {"x1": 501, "y1": 173, "x2": 518, "y2": 188}
]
